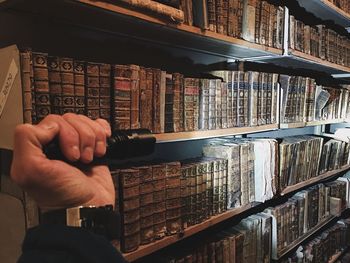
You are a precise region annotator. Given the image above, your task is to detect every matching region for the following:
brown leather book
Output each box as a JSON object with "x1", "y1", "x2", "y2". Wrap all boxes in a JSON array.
[
  {"x1": 48, "y1": 56, "x2": 62, "y2": 115},
  {"x1": 165, "y1": 73, "x2": 174, "y2": 133},
  {"x1": 86, "y1": 62, "x2": 100, "y2": 120},
  {"x1": 139, "y1": 67, "x2": 153, "y2": 131},
  {"x1": 20, "y1": 50, "x2": 33, "y2": 124},
  {"x1": 152, "y1": 69, "x2": 166, "y2": 133},
  {"x1": 172, "y1": 73, "x2": 184, "y2": 132},
  {"x1": 60, "y1": 57, "x2": 75, "y2": 114},
  {"x1": 99, "y1": 63, "x2": 112, "y2": 123},
  {"x1": 32, "y1": 52, "x2": 51, "y2": 123},
  {"x1": 73, "y1": 60, "x2": 85, "y2": 115},
  {"x1": 129, "y1": 65, "x2": 140, "y2": 129}
]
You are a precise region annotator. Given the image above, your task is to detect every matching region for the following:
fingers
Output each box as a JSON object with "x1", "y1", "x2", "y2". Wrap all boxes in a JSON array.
[{"x1": 62, "y1": 114, "x2": 108, "y2": 162}]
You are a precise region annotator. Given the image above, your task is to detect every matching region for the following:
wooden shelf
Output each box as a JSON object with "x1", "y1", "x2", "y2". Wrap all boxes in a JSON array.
[
  {"x1": 296, "y1": 0, "x2": 350, "y2": 28},
  {"x1": 275, "y1": 216, "x2": 335, "y2": 260},
  {"x1": 121, "y1": 203, "x2": 257, "y2": 262},
  {"x1": 281, "y1": 165, "x2": 350, "y2": 196},
  {"x1": 1, "y1": 0, "x2": 282, "y2": 61},
  {"x1": 280, "y1": 119, "x2": 346, "y2": 130},
  {"x1": 155, "y1": 124, "x2": 279, "y2": 143}
]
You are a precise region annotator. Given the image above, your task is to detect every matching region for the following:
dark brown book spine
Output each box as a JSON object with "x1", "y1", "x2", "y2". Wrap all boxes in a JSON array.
[
  {"x1": 99, "y1": 63, "x2": 112, "y2": 124},
  {"x1": 152, "y1": 164, "x2": 167, "y2": 239},
  {"x1": 129, "y1": 65, "x2": 140, "y2": 129},
  {"x1": 207, "y1": 0, "x2": 217, "y2": 32},
  {"x1": 139, "y1": 67, "x2": 153, "y2": 131},
  {"x1": 73, "y1": 61, "x2": 85, "y2": 115},
  {"x1": 48, "y1": 56, "x2": 62, "y2": 115},
  {"x1": 86, "y1": 63, "x2": 100, "y2": 120},
  {"x1": 32, "y1": 52, "x2": 51, "y2": 122},
  {"x1": 138, "y1": 166, "x2": 154, "y2": 245},
  {"x1": 152, "y1": 69, "x2": 165, "y2": 133},
  {"x1": 184, "y1": 78, "x2": 195, "y2": 131},
  {"x1": 20, "y1": 51, "x2": 33, "y2": 124},
  {"x1": 119, "y1": 169, "x2": 140, "y2": 253},
  {"x1": 172, "y1": 73, "x2": 184, "y2": 132},
  {"x1": 165, "y1": 162, "x2": 182, "y2": 234},
  {"x1": 60, "y1": 57, "x2": 75, "y2": 114},
  {"x1": 165, "y1": 73, "x2": 174, "y2": 133},
  {"x1": 180, "y1": 164, "x2": 191, "y2": 229},
  {"x1": 113, "y1": 65, "x2": 132, "y2": 130}
]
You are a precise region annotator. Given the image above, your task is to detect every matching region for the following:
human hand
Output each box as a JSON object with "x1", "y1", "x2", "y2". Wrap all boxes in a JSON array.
[{"x1": 10, "y1": 114, "x2": 115, "y2": 211}]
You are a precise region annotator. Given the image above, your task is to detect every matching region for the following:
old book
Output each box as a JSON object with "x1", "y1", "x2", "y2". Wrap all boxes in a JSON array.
[
  {"x1": 199, "y1": 79, "x2": 209, "y2": 130},
  {"x1": 227, "y1": 0, "x2": 235, "y2": 37},
  {"x1": 73, "y1": 60, "x2": 85, "y2": 115},
  {"x1": 289, "y1": 15, "x2": 295, "y2": 50},
  {"x1": 208, "y1": 79, "x2": 216, "y2": 130},
  {"x1": 207, "y1": 0, "x2": 216, "y2": 32},
  {"x1": 193, "y1": 0, "x2": 209, "y2": 29},
  {"x1": 180, "y1": 163, "x2": 191, "y2": 229},
  {"x1": 265, "y1": 73, "x2": 273, "y2": 124},
  {"x1": 173, "y1": 73, "x2": 184, "y2": 132},
  {"x1": 232, "y1": 71, "x2": 238, "y2": 127},
  {"x1": 237, "y1": 71, "x2": 246, "y2": 127},
  {"x1": 215, "y1": 79, "x2": 222, "y2": 129},
  {"x1": 48, "y1": 56, "x2": 62, "y2": 115},
  {"x1": 20, "y1": 51, "x2": 33, "y2": 124},
  {"x1": 139, "y1": 67, "x2": 153, "y2": 131},
  {"x1": 118, "y1": 168, "x2": 140, "y2": 253},
  {"x1": 249, "y1": 71, "x2": 259, "y2": 126},
  {"x1": 184, "y1": 78, "x2": 195, "y2": 131},
  {"x1": 304, "y1": 25, "x2": 311, "y2": 55},
  {"x1": 152, "y1": 163, "x2": 167, "y2": 239},
  {"x1": 271, "y1": 73, "x2": 279, "y2": 124},
  {"x1": 275, "y1": 6, "x2": 284, "y2": 49},
  {"x1": 259, "y1": 1, "x2": 269, "y2": 46},
  {"x1": 193, "y1": 78, "x2": 200, "y2": 131},
  {"x1": 279, "y1": 74, "x2": 291, "y2": 124},
  {"x1": 165, "y1": 73, "x2": 174, "y2": 133},
  {"x1": 118, "y1": 0, "x2": 184, "y2": 22},
  {"x1": 32, "y1": 52, "x2": 51, "y2": 122},
  {"x1": 267, "y1": 3, "x2": 275, "y2": 47},
  {"x1": 241, "y1": 0, "x2": 256, "y2": 43},
  {"x1": 153, "y1": 69, "x2": 166, "y2": 133},
  {"x1": 226, "y1": 72, "x2": 234, "y2": 128},
  {"x1": 99, "y1": 63, "x2": 112, "y2": 123},
  {"x1": 221, "y1": 82, "x2": 228, "y2": 129},
  {"x1": 86, "y1": 62, "x2": 100, "y2": 120},
  {"x1": 60, "y1": 57, "x2": 75, "y2": 114},
  {"x1": 254, "y1": 0, "x2": 262, "y2": 44},
  {"x1": 138, "y1": 166, "x2": 154, "y2": 245},
  {"x1": 216, "y1": 0, "x2": 224, "y2": 34},
  {"x1": 165, "y1": 162, "x2": 182, "y2": 235}
]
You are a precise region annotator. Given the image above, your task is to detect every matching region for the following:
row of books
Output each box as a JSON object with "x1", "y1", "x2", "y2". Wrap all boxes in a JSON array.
[
  {"x1": 289, "y1": 16, "x2": 350, "y2": 67},
  {"x1": 157, "y1": 212, "x2": 272, "y2": 263},
  {"x1": 155, "y1": 180, "x2": 348, "y2": 262},
  {"x1": 267, "y1": 181, "x2": 347, "y2": 258},
  {"x1": 280, "y1": 75, "x2": 350, "y2": 124},
  {"x1": 282, "y1": 218, "x2": 350, "y2": 263},
  {"x1": 327, "y1": 0, "x2": 350, "y2": 14},
  {"x1": 111, "y1": 135, "x2": 350, "y2": 253}
]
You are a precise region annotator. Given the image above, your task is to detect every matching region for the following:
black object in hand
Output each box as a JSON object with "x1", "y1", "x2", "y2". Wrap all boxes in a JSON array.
[{"x1": 44, "y1": 129, "x2": 156, "y2": 161}]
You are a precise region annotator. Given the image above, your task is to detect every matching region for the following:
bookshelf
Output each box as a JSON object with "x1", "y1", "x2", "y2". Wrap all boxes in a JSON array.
[
  {"x1": 296, "y1": 0, "x2": 350, "y2": 28},
  {"x1": 122, "y1": 203, "x2": 257, "y2": 262},
  {"x1": 0, "y1": 0, "x2": 350, "y2": 262},
  {"x1": 281, "y1": 164, "x2": 350, "y2": 196}
]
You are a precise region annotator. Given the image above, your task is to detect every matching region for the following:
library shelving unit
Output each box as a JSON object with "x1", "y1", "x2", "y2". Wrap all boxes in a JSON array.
[{"x1": 1, "y1": 0, "x2": 350, "y2": 262}]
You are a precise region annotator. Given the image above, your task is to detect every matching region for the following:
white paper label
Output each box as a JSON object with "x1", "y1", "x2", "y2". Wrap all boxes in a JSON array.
[{"x1": 0, "y1": 59, "x2": 18, "y2": 118}]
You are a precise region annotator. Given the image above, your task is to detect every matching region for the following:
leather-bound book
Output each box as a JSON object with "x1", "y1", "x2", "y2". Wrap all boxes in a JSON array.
[
  {"x1": 184, "y1": 78, "x2": 195, "y2": 131},
  {"x1": 153, "y1": 69, "x2": 166, "y2": 133},
  {"x1": 60, "y1": 57, "x2": 75, "y2": 114},
  {"x1": 99, "y1": 63, "x2": 112, "y2": 124},
  {"x1": 165, "y1": 73, "x2": 174, "y2": 133},
  {"x1": 139, "y1": 67, "x2": 153, "y2": 131},
  {"x1": 48, "y1": 56, "x2": 62, "y2": 115},
  {"x1": 86, "y1": 62, "x2": 100, "y2": 120},
  {"x1": 20, "y1": 50, "x2": 33, "y2": 123},
  {"x1": 32, "y1": 52, "x2": 51, "y2": 122},
  {"x1": 73, "y1": 60, "x2": 85, "y2": 115},
  {"x1": 172, "y1": 73, "x2": 184, "y2": 132}
]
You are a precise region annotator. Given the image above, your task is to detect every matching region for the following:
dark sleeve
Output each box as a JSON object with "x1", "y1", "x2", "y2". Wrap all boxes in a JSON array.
[{"x1": 18, "y1": 225, "x2": 128, "y2": 263}]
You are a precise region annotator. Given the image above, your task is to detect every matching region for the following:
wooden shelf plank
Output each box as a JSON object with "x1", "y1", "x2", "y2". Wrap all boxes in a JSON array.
[
  {"x1": 155, "y1": 124, "x2": 279, "y2": 142},
  {"x1": 296, "y1": 0, "x2": 350, "y2": 27},
  {"x1": 281, "y1": 165, "x2": 350, "y2": 196},
  {"x1": 121, "y1": 203, "x2": 257, "y2": 262},
  {"x1": 305, "y1": 119, "x2": 346, "y2": 127},
  {"x1": 275, "y1": 216, "x2": 335, "y2": 260},
  {"x1": 280, "y1": 122, "x2": 306, "y2": 129}
]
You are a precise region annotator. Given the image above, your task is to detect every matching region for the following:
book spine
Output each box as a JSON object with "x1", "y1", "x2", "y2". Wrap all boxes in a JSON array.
[
  {"x1": 73, "y1": 61, "x2": 86, "y2": 115},
  {"x1": 259, "y1": 1, "x2": 268, "y2": 46},
  {"x1": 195, "y1": 161, "x2": 204, "y2": 222},
  {"x1": 237, "y1": 72, "x2": 245, "y2": 127},
  {"x1": 240, "y1": 143, "x2": 249, "y2": 206},
  {"x1": 184, "y1": 78, "x2": 195, "y2": 131},
  {"x1": 172, "y1": 73, "x2": 184, "y2": 132},
  {"x1": 86, "y1": 63, "x2": 100, "y2": 120},
  {"x1": 140, "y1": 68, "x2": 153, "y2": 130},
  {"x1": 207, "y1": 0, "x2": 217, "y2": 32},
  {"x1": 268, "y1": 3, "x2": 275, "y2": 47},
  {"x1": 152, "y1": 69, "x2": 166, "y2": 133},
  {"x1": 193, "y1": 78, "x2": 200, "y2": 131},
  {"x1": 265, "y1": 73, "x2": 272, "y2": 124},
  {"x1": 32, "y1": 52, "x2": 51, "y2": 122},
  {"x1": 271, "y1": 73, "x2": 279, "y2": 124},
  {"x1": 113, "y1": 65, "x2": 131, "y2": 130},
  {"x1": 119, "y1": 169, "x2": 141, "y2": 253},
  {"x1": 48, "y1": 56, "x2": 62, "y2": 116},
  {"x1": 275, "y1": 6, "x2": 284, "y2": 49},
  {"x1": 213, "y1": 159, "x2": 220, "y2": 215},
  {"x1": 216, "y1": 0, "x2": 224, "y2": 34},
  {"x1": 99, "y1": 63, "x2": 112, "y2": 124},
  {"x1": 206, "y1": 160, "x2": 214, "y2": 217},
  {"x1": 289, "y1": 15, "x2": 295, "y2": 50},
  {"x1": 138, "y1": 166, "x2": 155, "y2": 245},
  {"x1": 249, "y1": 71, "x2": 259, "y2": 126},
  {"x1": 226, "y1": 72, "x2": 233, "y2": 128},
  {"x1": 208, "y1": 79, "x2": 216, "y2": 130},
  {"x1": 20, "y1": 51, "x2": 33, "y2": 124},
  {"x1": 152, "y1": 164, "x2": 167, "y2": 239},
  {"x1": 165, "y1": 162, "x2": 182, "y2": 234},
  {"x1": 232, "y1": 71, "x2": 238, "y2": 127},
  {"x1": 247, "y1": 142, "x2": 255, "y2": 203},
  {"x1": 221, "y1": 82, "x2": 228, "y2": 129},
  {"x1": 241, "y1": 0, "x2": 256, "y2": 42},
  {"x1": 215, "y1": 79, "x2": 222, "y2": 129},
  {"x1": 199, "y1": 79, "x2": 210, "y2": 130},
  {"x1": 128, "y1": 65, "x2": 139, "y2": 129},
  {"x1": 180, "y1": 164, "x2": 190, "y2": 229},
  {"x1": 254, "y1": 0, "x2": 262, "y2": 44},
  {"x1": 60, "y1": 58, "x2": 75, "y2": 114},
  {"x1": 165, "y1": 73, "x2": 174, "y2": 133},
  {"x1": 227, "y1": 0, "x2": 235, "y2": 37}
]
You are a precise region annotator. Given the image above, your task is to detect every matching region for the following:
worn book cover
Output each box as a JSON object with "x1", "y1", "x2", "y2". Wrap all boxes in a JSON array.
[
  {"x1": 99, "y1": 63, "x2": 112, "y2": 123},
  {"x1": 73, "y1": 60, "x2": 85, "y2": 115},
  {"x1": 86, "y1": 62, "x2": 100, "y2": 120},
  {"x1": 60, "y1": 57, "x2": 75, "y2": 114},
  {"x1": 48, "y1": 56, "x2": 62, "y2": 115}
]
